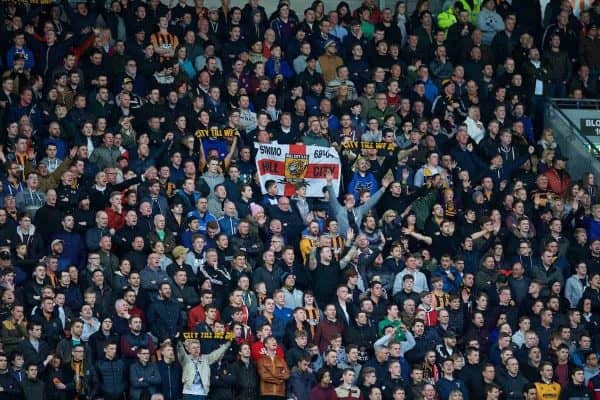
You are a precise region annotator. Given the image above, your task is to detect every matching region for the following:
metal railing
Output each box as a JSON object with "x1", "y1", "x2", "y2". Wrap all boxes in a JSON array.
[{"x1": 545, "y1": 98, "x2": 600, "y2": 179}]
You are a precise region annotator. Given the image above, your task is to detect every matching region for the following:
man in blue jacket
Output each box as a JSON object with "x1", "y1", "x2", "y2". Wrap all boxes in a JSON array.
[
  {"x1": 129, "y1": 346, "x2": 162, "y2": 400},
  {"x1": 437, "y1": 358, "x2": 470, "y2": 400},
  {"x1": 147, "y1": 282, "x2": 185, "y2": 343},
  {"x1": 95, "y1": 342, "x2": 126, "y2": 400},
  {"x1": 6, "y1": 32, "x2": 35, "y2": 71},
  {"x1": 157, "y1": 343, "x2": 182, "y2": 400}
]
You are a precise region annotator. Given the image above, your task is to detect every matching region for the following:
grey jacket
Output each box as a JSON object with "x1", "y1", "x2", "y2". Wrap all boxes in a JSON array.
[
  {"x1": 326, "y1": 184, "x2": 384, "y2": 235},
  {"x1": 565, "y1": 275, "x2": 588, "y2": 308},
  {"x1": 15, "y1": 189, "x2": 45, "y2": 218},
  {"x1": 89, "y1": 145, "x2": 121, "y2": 170},
  {"x1": 477, "y1": 8, "x2": 505, "y2": 45}
]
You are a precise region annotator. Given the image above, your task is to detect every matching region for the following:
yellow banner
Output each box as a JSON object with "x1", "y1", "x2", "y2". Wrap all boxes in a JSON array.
[
  {"x1": 195, "y1": 128, "x2": 238, "y2": 138},
  {"x1": 342, "y1": 141, "x2": 396, "y2": 151},
  {"x1": 182, "y1": 331, "x2": 234, "y2": 340}
]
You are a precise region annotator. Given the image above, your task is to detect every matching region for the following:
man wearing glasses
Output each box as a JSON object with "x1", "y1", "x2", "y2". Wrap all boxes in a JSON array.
[{"x1": 130, "y1": 346, "x2": 162, "y2": 400}]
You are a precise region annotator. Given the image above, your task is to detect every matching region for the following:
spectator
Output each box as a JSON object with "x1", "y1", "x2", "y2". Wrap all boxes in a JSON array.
[
  {"x1": 129, "y1": 346, "x2": 162, "y2": 400},
  {"x1": 257, "y1": 336, "x2": 290, "y2": 399},
  {"x1": 177, "y1": 337, "x2": 231, "y2": 398}
]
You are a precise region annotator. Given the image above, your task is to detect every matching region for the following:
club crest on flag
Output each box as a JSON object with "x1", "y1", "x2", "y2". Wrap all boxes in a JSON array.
[{"x1": 284, "y1": 153, "x2": 309, "y2": 182}]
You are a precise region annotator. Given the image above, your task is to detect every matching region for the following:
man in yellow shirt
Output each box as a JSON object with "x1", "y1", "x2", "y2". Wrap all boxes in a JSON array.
[{"x1": 534, "y1": 362, "x2": 561, "y2": 400}]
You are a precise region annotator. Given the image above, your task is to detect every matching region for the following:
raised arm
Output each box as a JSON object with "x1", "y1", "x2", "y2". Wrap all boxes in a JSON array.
[
  {"x1": 358, "y1": 173, "x2": 393, "y2": 213},
  {"x1": 223, "y1": 135, "x2": 238, "y2": 171},
  {"x1": 206, "y1": 341, "x2": 231, "y2": 364},
  {"x1": 402, "y1": 228, "x2": 433, "y2": 245},
  {"x1": 325, "y1": 169, "x2": 342, "y2": 215},
  {"x1": 176, "y1": 340, "x2": 189, "y2": 365},
  {"x1": 308, "y1": 246, "x2": 318, "y2": 271}
]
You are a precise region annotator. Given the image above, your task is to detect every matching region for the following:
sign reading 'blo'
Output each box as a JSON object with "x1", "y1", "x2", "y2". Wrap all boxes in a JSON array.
[{"x1": 580, "y1": 118, "x2": 600, "y2": 136}]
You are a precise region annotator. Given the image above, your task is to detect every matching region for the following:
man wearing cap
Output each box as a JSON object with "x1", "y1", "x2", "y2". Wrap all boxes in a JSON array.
[
  {"x1": 432, "y1": 80, "x2": 463, "y2": 119},
  {"x1": 543, "y1": 155, "x2": 571, "y2": 197},
  {"x1": 118, "y1": 76, "x2": 144, "y2": 110},
  {"x1": 167, "y1": 245, "x2": 194, "y2": 281},
  {"x1": 270, "y1": 3, "x2": 295, "y2": 43},
  {"x1": 435, "y1": 330, "x2": 458, "y2": 359},
  {"x1": 318, "y1": 40, "x2": 344, "y2": 84}
]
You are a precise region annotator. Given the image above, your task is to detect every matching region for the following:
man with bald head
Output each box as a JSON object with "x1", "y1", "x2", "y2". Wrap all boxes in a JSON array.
[
  {"x1": 146, "y1": 214, "x2": 176, "y2": 254},
  {"x1": 85, "y1": 210, "x2": 111, "y2": 251},
  {"x1": 33, "y1": 188, "x2": 63, "y2": 243},
  {"x1": 140, "y1": 252, "x2": 171, "y2": 292},
  {"x1": 268, "y1": 196, "x2": 306, "y2": 242}
]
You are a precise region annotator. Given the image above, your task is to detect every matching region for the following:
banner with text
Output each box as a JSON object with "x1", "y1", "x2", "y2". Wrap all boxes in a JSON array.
[
  {"x1": 341, "y1": 141, "x2": 396, "y2": 151},
  {"x1": 255, "y1": 143, "x2": 341, "y2": 197},
  {"x1": 195, "y1": 127, "x2": 238, "y2": 138}
]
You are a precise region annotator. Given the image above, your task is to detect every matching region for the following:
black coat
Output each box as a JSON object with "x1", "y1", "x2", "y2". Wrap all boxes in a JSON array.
[
  {"x1": 146, "y1": 298, "x2": 185, "y2": 342},
  {"x1": 560, "y1": 383, "x2": 593, "y2": 400},
  {"x1": 33, "y1": 204, "x2": 62, "y2": 243},
  {"x1": 21, "y1": 378, "x2": 45, "y2": 400},
  {"x1": 19, "y1": 339, "x2": 51, "y2": 372},
  {"x1": 88, "y1": 330, "x2": 120, "y2": 362},
  {"x1": 30, "y1": 308, "x2": 64, "y2": 349},
  {"x1": 156, "y1": 360, "x2": 182, "y2": 400},
  {"x1": 231, "y1": 359, "x2": 259, "y2": 400},
  {"x1": 0, "y1": 370, "x2": 22, "y2": 400}
]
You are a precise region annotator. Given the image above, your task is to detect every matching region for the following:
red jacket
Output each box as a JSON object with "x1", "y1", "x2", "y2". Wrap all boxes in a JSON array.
[
  {"x1": 310, "y1": 385, "x2": 338, "y2": 400},
  {"x1": 251, "y1": 340, "x2": 284, "y2": 361},
  {"x1": 588, "y1": 374, "x2": 600, "y2": 400},
  {"x1": 314, "y1": 318, "x2": 345, "y2": 352},
  {"x1": 543, "y1": 168, "x2": 571, "y2": 196},
  {"x1": 417, "y1": 304, "x2": 439, "y2": 327},
  {"x1": 104, "y1": 207, "x2": 125, "y2": 230},
  {"x1": 186, "y1": 305, "x2": 221, "y2": 331}
]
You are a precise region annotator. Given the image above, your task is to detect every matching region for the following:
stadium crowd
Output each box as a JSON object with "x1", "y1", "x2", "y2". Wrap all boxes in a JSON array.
[{"x1": 1, "y1": 0, "x2": 600, "y2": 399}]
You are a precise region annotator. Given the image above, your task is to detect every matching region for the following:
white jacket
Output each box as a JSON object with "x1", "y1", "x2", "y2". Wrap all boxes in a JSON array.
[
  {"x1": 465, "y1": 117, "x2": 486, "y2": 144},
  {"x1": 177, "y1": 340, "x2": 231, "y2": 394}
]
